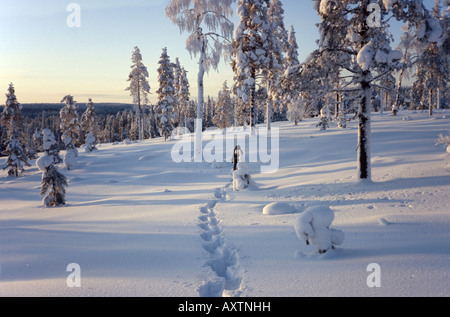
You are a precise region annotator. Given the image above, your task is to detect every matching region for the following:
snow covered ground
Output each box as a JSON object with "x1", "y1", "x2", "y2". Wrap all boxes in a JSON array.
[{"x1": 1, "y1": 110, "x2": 449, "y2": 297}]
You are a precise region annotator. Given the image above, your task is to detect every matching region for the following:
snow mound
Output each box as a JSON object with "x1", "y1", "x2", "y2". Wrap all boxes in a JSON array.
[{"x1": 262, "y1": 202, "x2": 302, "y2": 215}]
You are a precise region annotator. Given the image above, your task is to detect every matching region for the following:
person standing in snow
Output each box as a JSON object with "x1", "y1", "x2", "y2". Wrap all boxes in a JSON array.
[{"x1": 232, "y1": 145, "x2": 242, "y2": 171}]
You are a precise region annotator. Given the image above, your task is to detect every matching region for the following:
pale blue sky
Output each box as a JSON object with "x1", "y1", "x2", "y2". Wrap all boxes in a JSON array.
[{"x1": 0, "y1": 0, "x2": 435, "y2": 104}]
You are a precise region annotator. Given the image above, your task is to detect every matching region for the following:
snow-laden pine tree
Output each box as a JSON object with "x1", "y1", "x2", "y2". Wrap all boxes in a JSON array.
[
  {"x1": 178, "y1": 66, "x2": 191, "y2": 131},
  {"x1": 81, "y1": 98, "x2": 98, "y2": 152},
  {"x1": 3, "y1": 130, "x2": 30, "y2": 177},
  {"x1": 156, "y1": 47, "x2": 175, "y2": 141},
  {"x1": 232, "y1": 0, "x2": 272, "y2": 129},
  {"x1": 42, "y1": 128, "x2": 62, "y2": 164},
  {"x1": 310, "y1": 0, "x2": 442, "y2": 181},
  {"x1": 281, "y1": 25, "x2": 302, "y2": 121},
  {"x1": 166, "y1": 0, "x2": 235, "y2": 158},
  {"x1": 173, "y1": 58, "x2": 183, "y2": 128},
  {"x1": 126, "y1": 46, "x2": 151, "y2": 141},
  {"x1": 264, "y1": 0, "x2": 289, "y2": 131},
  {"x1": 411, "y1": 0, "x2": 448, "y2": 116},
  {"x1": 393, "y1": 22, "x2": 416, "y2": 113},
  {"x1": 36, "y1": 130, "x2": 68, "y2": 208},
  {"x1": 1, "y1": 83, "x2": 30, "y2": 176},
  {"x1": 60, "y1": 95, "x2": 81, "y2": 170},
  {"x1": 213, "y1": 81, "x2": 234, "y2": 129}
]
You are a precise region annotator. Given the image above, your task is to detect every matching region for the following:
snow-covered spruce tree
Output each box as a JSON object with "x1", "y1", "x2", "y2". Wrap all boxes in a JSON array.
[
  {"x1": 166, "y1": 0, "x2": 235, "y2": 158},
  {"x1": 281, "y1": 25, "x2": 301, "y2": 112},
  {"x1": 126, "y1": 46, "x2": 151, "y2": 141},
  {"x1": 411, "y1": 0, "x2": 448, "y2": 116},
  {"x1": 316, "y1": 106, "x2": 329, "y2": 131},
  {"x1": 172, "y1": 58, "x2": 191, "y2": 133},
  {"x1": 60, "y1": 95, "x2": 81, "y2": 170},
  {"x1": 36, "y1": 133, "x2": 68, "y2": 208},
  {"x1": 81, "y1": 98, "x2": 98, "y2": 152},
  {"x1": 213, "y1": 81, "x2": 234, "y2": 129},
  {"x1": 42, "y1": 128, "x2": 62, "y2": 164},
  {"x1": 311, "y1": 0, "x2": 442, "y2": 181},
  {"x1": 393, "y1": 22, "x2": 416, "y2": 113},
  {"x1": 173, "y1": 58, "x2": 183, "y2": 128},
  {"x1": 232, "y1": 0, "x2": 272, "y2": 129},
  {"x1": 264, "y1": 0, "x2": 289, "y2": 131},
  {"x1": 3, "y1": 130, "x2": 30, "y2": 177},
  {"x1": 1, "y1": 83, "x2": 30, "y2": 176},
  {"x1": 156, "y1": 47, "x2": 175, "y2": 141},
  {"x1": 178, "y1": 66, "x2": 191, "y2": 131}
]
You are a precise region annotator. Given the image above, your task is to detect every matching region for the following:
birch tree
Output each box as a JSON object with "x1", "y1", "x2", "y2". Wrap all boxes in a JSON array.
[{"x1": 166, "y1": 0, "x2": 236, "y2": 159}]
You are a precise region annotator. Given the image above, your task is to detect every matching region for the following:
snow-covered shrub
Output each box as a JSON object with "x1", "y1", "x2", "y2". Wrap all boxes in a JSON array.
[
  {"x1": 84, "y1": 132, "x2": 97, "y2": 152},
  {"x1": 316, "y1": 107, "x2": 329, "y2": 131},
  {"x1": 436, "y1": 133, "x2": 450, "y2": 154},
  {"x1": 294, "y1": 206, "x2": 344, "y2": 254},
  {"x1": 2, "y1": 132, "x2": 30, "y2": 177},
  {"x1": 36, "y1": 154, "x2": 68, "y2": 208},
  {"x1": 62, "y1": 134, "x2": 78, "y2": 170},
  {"x1": 232, "y1": 162, "x2": 252, "y2": 191}
]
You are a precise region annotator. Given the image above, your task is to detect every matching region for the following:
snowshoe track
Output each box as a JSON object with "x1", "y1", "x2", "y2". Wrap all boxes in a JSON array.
[{"x1": 197, "y1": 186, "x2": 242, "y2": 297}]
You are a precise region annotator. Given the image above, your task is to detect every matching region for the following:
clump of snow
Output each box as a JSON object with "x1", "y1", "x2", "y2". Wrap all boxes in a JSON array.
[
  {"x1": 357, "y1": 41, "x2": 375, "y2": 71},
  {"x1": 64, "y1": 148, "x2": 78, "y2": 170},
  {"x1": 36, "y1": 155, "x2": 53, "y2": 172},
  {"x1": 382, "y1": 0, "x2": 395, "y2": 10},
  {"x1": 294, "y1": 206, "x2": 345, "y2": 254}
]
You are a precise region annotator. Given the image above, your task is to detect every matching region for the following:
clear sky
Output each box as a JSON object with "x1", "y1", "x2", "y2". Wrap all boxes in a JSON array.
[{"x1": 0, "y1": 0, "x2": 436, "y2": 105}]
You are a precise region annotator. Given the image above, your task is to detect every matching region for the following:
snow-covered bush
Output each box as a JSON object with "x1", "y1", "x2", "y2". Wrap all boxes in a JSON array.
[
  {"x1": 36, "y1": 152, "x2": 68, "y2": 208},
  {"x1": 232, "y1": 162, "x2": 252, "y2": 191},
  {"x1": 62, "y1": 134, "x2": 78, "y2": 170},
  {"x1": 294, "y1": 206, "x2": 344, "y2": 254},
  {"x1": 84, "y1": 132, "x2": 97, "y2": 152},
  {"x1": 436, "y1": 133, "x2": 450, "y2": 153},
  {"x1": 316, "y1": 107, "x2": 329, "y2": 131}
]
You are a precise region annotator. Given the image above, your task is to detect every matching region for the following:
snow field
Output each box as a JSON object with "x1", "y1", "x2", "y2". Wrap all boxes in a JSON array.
[{"x1": 0, "y1": 110, "x2": 449, "y2": 297}]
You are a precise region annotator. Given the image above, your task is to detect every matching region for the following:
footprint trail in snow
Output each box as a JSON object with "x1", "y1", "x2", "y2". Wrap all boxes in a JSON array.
[{"x1": 197, "y1": 186, "x2": 242, "y2": 297}]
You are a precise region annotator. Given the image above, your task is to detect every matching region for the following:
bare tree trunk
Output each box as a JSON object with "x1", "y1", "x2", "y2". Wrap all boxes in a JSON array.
[
  {"x1": 267, "y1": 97, "x2": 272, "y2": 131},
  {"x1": 250, "y1": 66, "x2": 256, "y2": 129},
  {"x1": 429, "y1": 88, "x2": 433, "y2": 116},
  {"x1": 358, "y1": 71, "x2": 372, "y2": 181},
  {"x1": 394, "y1": 47, "x2": 408, "y2": 115}
]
